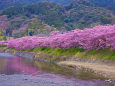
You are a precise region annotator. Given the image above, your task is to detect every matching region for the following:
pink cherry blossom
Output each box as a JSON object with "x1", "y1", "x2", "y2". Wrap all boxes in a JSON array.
[{"x1": 7, "y1": 25, "x2": 115, "y2": 50}]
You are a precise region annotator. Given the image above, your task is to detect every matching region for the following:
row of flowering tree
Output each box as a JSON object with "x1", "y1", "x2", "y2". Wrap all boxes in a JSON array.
[{"x1": 7, "y1": 25, "x2": 115, "y2": 50}]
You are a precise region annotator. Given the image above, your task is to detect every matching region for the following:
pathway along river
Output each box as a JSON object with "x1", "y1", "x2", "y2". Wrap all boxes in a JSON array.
[{"x1": 0, "y1": 52, "x2": 114, "y2": 86}]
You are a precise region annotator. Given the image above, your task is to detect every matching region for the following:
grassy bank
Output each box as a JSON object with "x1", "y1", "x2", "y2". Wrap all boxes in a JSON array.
[
  {"x1": 76, "y1": 48, "x2": 115, "y2": 60},
  {"x1": 0, "y1": 46, "x2": 8, "y2": 51},
  {"x1": 0, "y1": 46, "x2": 115, "y2": 60},
  {"x1": 23, "y1": 47, "x2": 115, "y2": 60}
]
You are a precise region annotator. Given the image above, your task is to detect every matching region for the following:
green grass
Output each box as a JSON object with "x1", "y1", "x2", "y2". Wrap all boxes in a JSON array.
[
  {"x1": 24, "y1": 47, "x2": 85, "y2": 56},
  {"x1": 22, "y1": 47, "x2": 115, "y2": 60},
  {"x1": 77, "y1": 48, "x2": 115, "y2": 60},
  {"x1": 1, "y1": 46, "x2": 115, "y2": 60},
  {"x1": 0, "y1": 46, "x2": 8, "y2": 50}
]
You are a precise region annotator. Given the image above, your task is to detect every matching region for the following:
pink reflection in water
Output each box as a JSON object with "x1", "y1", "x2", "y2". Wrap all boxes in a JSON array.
[
  {"x1": 9, "y1": 57, "x2": 38, "y2": 74},
  {"x1": 0, "y1": 56, "x2": 111, "y2": 86},
  {"x1": 0, "y1": 56, "x2": 38, "y2": 74}
]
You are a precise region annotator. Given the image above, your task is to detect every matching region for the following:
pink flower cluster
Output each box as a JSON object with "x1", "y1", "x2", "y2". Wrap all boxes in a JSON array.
[{"x1": 7, "y1": 25, "x2": 115, "y2": 50}]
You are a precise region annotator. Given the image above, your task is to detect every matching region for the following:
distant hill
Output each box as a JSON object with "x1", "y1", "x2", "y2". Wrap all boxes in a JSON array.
[
  {"x1": 1, "y1": 1, "x2": 115, "y2": 29},
  {"x1": 88, "y1": 0, "x2": 115, "y2": 14},
  {"x1": 0, "y1": 0, "x2": 73, "y2": 10},
  {"x1": 0, "y1": 0, "x2": 39, "y2": 10},
  {"x1": 0, "y1": 15, "x2": 57, "y2": 38},
  {"x1": 0, "y1": 0, "x2": 115, "y2": 14},
  {"x1": 0, "y1": 0, "x2": 115, "y2": 38}
]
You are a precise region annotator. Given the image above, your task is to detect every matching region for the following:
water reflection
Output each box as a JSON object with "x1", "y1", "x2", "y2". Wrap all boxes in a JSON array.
[
  {"x1": 0, "y1": 53, "x2": 113, "y2": 86},
  {"x1": 0, "y1": 56, "x2": 38, "y2": 75}
]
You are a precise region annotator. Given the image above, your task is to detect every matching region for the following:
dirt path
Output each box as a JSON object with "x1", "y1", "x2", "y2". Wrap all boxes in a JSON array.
[{"x1": 58, "y1": 61, "x2": 115, "y2": 79}]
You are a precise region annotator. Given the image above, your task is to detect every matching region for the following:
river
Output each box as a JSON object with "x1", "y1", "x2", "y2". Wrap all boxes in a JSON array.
[{"x1": 0, "y1": 52, "x2": 113, "y2": 86}]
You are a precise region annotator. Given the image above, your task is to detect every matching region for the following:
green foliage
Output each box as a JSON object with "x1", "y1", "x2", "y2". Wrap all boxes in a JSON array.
[
  {"x1": 100, "y1": 16, "x2": 112, "y2": 24},
  {"x1": 24, "y1": 2, "x2": 65, "y2": 28},
  {"x1": 0, "y1": 29, "x2": 5, "y2": 40},
  {"x1": 27, "y1": 20, "x2": 56, "y2": 35},
  {"x1": 0, "y1": 36, "x2": 5, "y2": 41},
  {"x1": 89, "y1": 0, "x2": 115, "y2": 14},
  {"x1": 23, "y1": 47, "x2": 115, "y2": 60},
  {"x1": 8, "y1": 19, "x2": 24, "y2": 29},
  {"x1": 0, "y1": 29, "x2": 4, "y2": 36},
  {"x1": 77, "y1": 48, "x2": 115, "y2": 60},
  {"x1": 0, "y1": 46, "x2": 8, "y2": 50},
  {"x1": 25, "y1": 47, "x2": 85, "y2": 56},
  {"x1": 1, "y1": 1, "x2": 114, "y2": 30},
  {"x1": 64, "y1": 0, "x2": 114, "y2": 29},
  {"x1": 1, "y1": 6, "x2": 24, "y2": 18}
]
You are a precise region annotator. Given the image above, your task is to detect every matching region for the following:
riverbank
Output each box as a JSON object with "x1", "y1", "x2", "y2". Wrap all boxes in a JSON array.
[
  {"x1": 22, "y1": 47, "x2": 115, "y2": 60},
  {"x1": 58, "y1": 61, "x2": 115, "y2": 79},
  {"x1": 0, "y1": 46, "x2": 115, "y2": 80},
  {"x1": 1, "y1": 53, "x2": 112, "y2": 86}
]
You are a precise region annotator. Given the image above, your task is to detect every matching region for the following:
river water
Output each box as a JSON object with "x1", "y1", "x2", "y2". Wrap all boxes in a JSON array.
[{"x1": 0, "y1": 52, "x2": 114, "y2": 86}]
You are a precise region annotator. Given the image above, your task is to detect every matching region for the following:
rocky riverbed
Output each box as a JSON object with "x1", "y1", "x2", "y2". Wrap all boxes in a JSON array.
[{"x1": 0, "y1": 74, "x2": 113, "y2": 86}]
